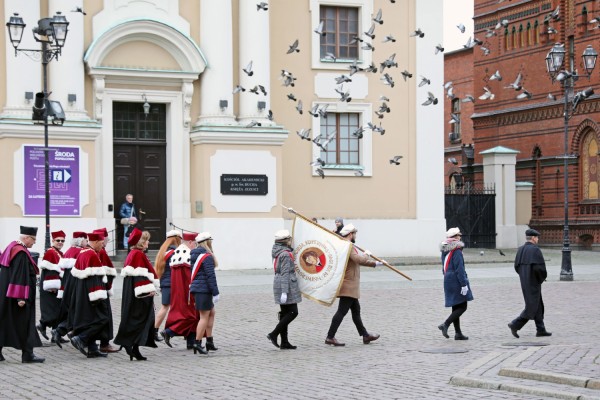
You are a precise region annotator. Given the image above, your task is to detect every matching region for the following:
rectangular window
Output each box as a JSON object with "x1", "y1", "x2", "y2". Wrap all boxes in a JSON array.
[
  {"x1": 320, "y1": 6, "x2": 359, "y2": 60},
  {"x1": 319, "y1": 112, "x2": 360, "y2": 165},
  {"x1": 113, "y1": 102, "x2": 166, "y2": 141}
]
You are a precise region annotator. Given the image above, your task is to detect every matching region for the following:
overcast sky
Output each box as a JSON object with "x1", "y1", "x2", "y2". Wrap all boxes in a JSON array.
[{"x1": 444, "y1": 0, "x2": 475, "y2": 52}]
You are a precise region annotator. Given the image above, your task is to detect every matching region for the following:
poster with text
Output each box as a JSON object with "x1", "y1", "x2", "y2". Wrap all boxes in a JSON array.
[{"x1": 24, "y1": 145, "x2": 80, "y2": 216}]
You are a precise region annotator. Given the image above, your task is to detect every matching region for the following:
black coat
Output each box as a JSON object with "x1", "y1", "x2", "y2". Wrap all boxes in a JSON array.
[
  {"x1": 514, "y1": 242, "x2": 547, "y2": 319},
  {"x1": 0, "y1": 248, "x2": 42, "y2": 350}
]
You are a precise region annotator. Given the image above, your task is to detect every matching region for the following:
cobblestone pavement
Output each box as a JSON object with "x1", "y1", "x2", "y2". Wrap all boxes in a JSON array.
[{"x1": 0, "y1": 250, "x2": 598, "y2": 399}]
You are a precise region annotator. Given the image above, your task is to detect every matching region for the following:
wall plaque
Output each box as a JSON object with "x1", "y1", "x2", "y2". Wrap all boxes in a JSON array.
[{"x1": 220, "y1": 174, "x2": 268, "y2": 195}]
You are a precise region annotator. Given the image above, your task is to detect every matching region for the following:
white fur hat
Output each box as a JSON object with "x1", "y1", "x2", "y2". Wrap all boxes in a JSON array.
[
  {"x1": 339, "y1": 223, "x2": 357, "y2": 236},
  {"x1": 166, "y1": 229, "x2": 182, "y2": 238},
  {"x1": 195, "y1": 232, "x2": 213, "y2": 243},
  {"x1": 446, "y1": 227, "x2": 461, "y2": 238},
  {"x1": 274, "y1": 229, "x2": 291, "y2": 241}
]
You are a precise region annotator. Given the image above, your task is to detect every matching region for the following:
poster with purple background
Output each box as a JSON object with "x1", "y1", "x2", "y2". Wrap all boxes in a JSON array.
[{"x1": 24, "y1": 145, "x2": 80, "y2": 216}]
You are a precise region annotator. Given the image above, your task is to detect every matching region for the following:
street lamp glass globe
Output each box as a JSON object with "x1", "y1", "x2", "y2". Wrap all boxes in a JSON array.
[
  {"x1": 582, "y1": 45, "x2": 598, "y2": 76},
  {"x1": 50, "y1": 12, "x2": 69, "y2": 48},
  {"x1": 5, "y1": 13, "x2": 26, "y2": 49},
  {"x1": 548, "y1": 43, "x2": 566, "y2": 72}
]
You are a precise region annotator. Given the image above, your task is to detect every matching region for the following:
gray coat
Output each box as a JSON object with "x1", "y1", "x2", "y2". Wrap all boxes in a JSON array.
[{"x1": 272, "y1": 243, "x2": 302, "y2": 305}]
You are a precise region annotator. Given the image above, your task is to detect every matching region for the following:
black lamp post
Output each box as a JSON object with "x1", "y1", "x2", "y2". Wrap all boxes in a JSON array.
[
  {"x1": 545, "y1": 42, "x2": 597, "y2": 281},
  {"x1": 6, "y1": 12, "x2": 69, "y2": 251}
]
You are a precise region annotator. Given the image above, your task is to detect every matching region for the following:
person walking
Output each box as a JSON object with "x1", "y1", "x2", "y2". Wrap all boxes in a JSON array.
[
  {"x1": 325, "y1": 224, "x2": 382, "y2": 347},
  {"x1": 161, "y1": 232, "x2": 198, "y2": 349},
  {"x1": 508, "y1": 229, "x2": 552, "y2": 338},
  {"x1": 153, "y1": 230, "x2": 182, "y2": 342},
  {"x1": 94, "y1": 228, "x2": 119, "y2": 353},
  {"x1": 438, "y1": 227, "x2": 473, "y2": 340},
  {"x1": 333, "y1": 217, "x2": 344, "y2": 236},
  {"x1": 69, "y1": 232, "x2": 112, "y2": 358},
  {"x1": 114, "y1": 228, "x2": 159, "y2": 361},
  {"x1": 119, "y1": 194, "x2": 137, "y2": 250},
  {"x1": 189, "y1": 235, "x2": 220, "y2": 355},
  {"x1": 195, "y1": 232, "x2": 219, "y2": 351},
  {"x1": 37, "y1": 230, "x2": 67, "y2": 343},
  {"x1": 267, "y1": 229, "x2": 301, "y2": 350},
  {"x1": 0, "y1": 226, "x2": 44, "y2": 363}
]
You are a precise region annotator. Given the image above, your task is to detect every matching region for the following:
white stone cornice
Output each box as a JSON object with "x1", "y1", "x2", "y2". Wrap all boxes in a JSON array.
[
  {"x1": 190, "y1": 125, "x2": 289, "y2": 146},
  {"x1": 0, "y1": 122, "x2": 101, "y2": 140}
]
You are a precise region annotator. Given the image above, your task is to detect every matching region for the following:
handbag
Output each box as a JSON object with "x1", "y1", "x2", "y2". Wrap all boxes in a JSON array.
[{"x1": 120, "y1": 217, "x2": 129, "y2": 225}]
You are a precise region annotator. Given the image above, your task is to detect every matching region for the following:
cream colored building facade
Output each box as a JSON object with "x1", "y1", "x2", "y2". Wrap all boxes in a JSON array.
[{"x1": 0, "y1": 0, "x2": 445, "y2": 269}]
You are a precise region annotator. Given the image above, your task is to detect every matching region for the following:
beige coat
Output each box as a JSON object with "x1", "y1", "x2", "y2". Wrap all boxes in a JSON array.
[{"x1": 337, "y1": 247, "x2": 376, "y2": 299}]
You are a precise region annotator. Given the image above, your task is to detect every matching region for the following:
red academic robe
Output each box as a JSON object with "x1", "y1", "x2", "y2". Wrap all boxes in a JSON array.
[{"x1": 165, "y1": 244, "x2": 199, "y2": 336}]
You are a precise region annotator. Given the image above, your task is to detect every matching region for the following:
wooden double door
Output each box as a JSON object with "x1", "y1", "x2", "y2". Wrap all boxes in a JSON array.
[{"x1": 113, "y1": 102, "x2": 167, "y2": 250}]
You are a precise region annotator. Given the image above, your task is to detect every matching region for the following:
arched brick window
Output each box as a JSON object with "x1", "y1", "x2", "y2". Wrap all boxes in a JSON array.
[
  {"x1": 527, "y1": 22, "x2": 532, "y2": 46},
  {"x1": 534, "y1": 20, "x2": 539, "y2": 44},
  {"x1": 512, "y1": 26, "x2": 518, "y2": 48},
  {"x1": 505, "y1": 28, "x2": 510, "y2": 50},
  {"x1": 581, "y1": 132, "x2": 599, "y2": 200},
  {"x1": 519, "y1": 24, "x2": 525, "y2": 47}
]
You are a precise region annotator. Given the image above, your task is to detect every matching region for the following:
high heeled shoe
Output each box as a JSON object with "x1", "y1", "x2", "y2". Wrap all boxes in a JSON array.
[
  {"x1": 131, "y1": 345, "x2": 147, "y2": 361},
  {"x1": 123, "y1": 345, "x2": 133, "y2": 360},
  {"x1": 205, "y1": 337, "x2": 218, "y2": 351},
  {"x1": 192, "y1": 340, "x2": 208, "y2": 355}
]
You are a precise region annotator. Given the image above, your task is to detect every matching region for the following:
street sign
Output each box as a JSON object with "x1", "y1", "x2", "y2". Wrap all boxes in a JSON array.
[{"x1": 50, "y1": 168, "x2": 72, "y2": 183}]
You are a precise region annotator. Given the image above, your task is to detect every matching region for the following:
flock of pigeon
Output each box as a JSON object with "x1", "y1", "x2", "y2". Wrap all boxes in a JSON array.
[{"x1": 242, "y1": 1, "x2": 416, "y2": 178}]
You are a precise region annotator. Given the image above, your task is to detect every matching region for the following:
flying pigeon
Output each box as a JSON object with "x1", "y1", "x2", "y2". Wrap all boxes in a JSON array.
[
  {"x1": 364, "y1": 24, "x2": 376, "y2": 40},
  {"x1": 495, "y1": 19, "x2": 509, "y2": 29},
  {"x1": 267, "y1": 110, "x2": 273, "y2": 121},
  {"x1": 373, "y1": 8, "x2": 383, "y2": 24},
  {"x1": 381, "y1": 73, "x2": 395, "y2": 87},
  {"x1": 422, "y1": 92, "x2": 438, "y2": 106},
  {"x1": 448, "y1": 157, "x2": 458, "y2": 165},
  {"x1": 316, "y1": 168, "x2": 325, "y2": 179},
  {"x1": 361, "y1": 42, "x2": 375, "y2": 52},
  {"x1": 462, "y1": 95, "x2": 475, "y2": 103},
  {"x1": 435, "y1": 44, "x2": 445, "y2": 54},
  {"x1": 504, "y1": 72, "x2": 523, "y2": 90},
  {"x1": 232, "y1": 85, "x2": 246, "y2": 94},
  {"x1": 246, "y1": 120, "x2": 261, "y2": 128},
  {"x1": 499, "y1": 249, "x2": 506, "y2": 256},
  {"x1": 457, "y1": 23, "x2": 466, "y2": 33},
  {"x1": 363, "y1": 63, "x2": 378, "y2": 73},
  {"x1": 296, "y1": 128, "x2": 311, "y2": 141},
  {"x1": 287, "y1": 93, "x2": 297, "y2": 101},
  {"x1": 324, "y1": 52, "x2": 337, "y2": 62},
  {"x1": 383, "y1": 34, "x2": 396, "y2": 43},
  {"x1": 485, "y1": 29, "x2": 497, "y2": 38},
  {"x1": 449, "y1": 113, "x2": 460, "y2": 124},
  {"x1": 380, "y1": 53, "x2": 398, "y2": 72},
  {"x1": 71, "y1": 6, "x2": 87, "y2": 15},
  {"x1": 314, "y1": 20, "x2": 325, "y2": 36},
  {"x1": 243, "y1": 61, "x2": 254, "y2": 76},
  {"x1": 418, "y1": 76, "x2": 431, "y2": 87},
  {"x1": 335, "y1": 75, "x2": 352, "y2": 85},
  {"x1": 296, "y1": 100, "x2": 303, "y2": 114},
  {"x1": 489, "y1": 70, "x2": 502, "y2": 81},
  {"x1": 256, "y1": 2, "x2": 268, "y2": 11},
  {"x1": 310, "y1": 158, "x2": 326, "y2": 167},
  {"x1": 389, "y1": 156, "x2": 403, "y2": 165},
  {"x1": 479, "y1": 86, "x2": 495, "y2": 100},
  {"x1": 516, "y1": 89, "x2": 532, "y2": 100},
  {"x1": 379, "y1": 95, "x2": 390, "y2": 102},
  {"x1": 354, "y1": 170, "x2": 364, "y2": 177},
  {"x1": 378, "y1": 102, "x2": 391, "y2": 113},
  {"x1": 547, "y1": 93, "x2": 556, "y2": 101},
  {"x1": 308, "y1": 104, "x2": 320, "y2": 117},
  {"x1": 318, "y1": 104, "x2": 329, "y2": 118},
  {"x1": 287, "y1": 39, "x2": 300, "y2": 54},
  {"x1": 369, "y1": 122, "x2": 385, "y2": 135},
  {"x1": 335, "y1": 86, "x2": 352, "y2": 102},
  {"x1": 352, "y1": 127, "x2": 365, "y2": 139},
  {"x1": 401, "y1": 70, "x2": 413, "y2": 81},
  {"x1": 410, "y1": 28, "x2": 425, "y2": 38}
]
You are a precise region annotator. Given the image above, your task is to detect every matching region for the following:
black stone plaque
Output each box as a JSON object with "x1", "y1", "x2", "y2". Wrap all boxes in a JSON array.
[{"x1": 220, "y1": 174, "x2": 268, "y2": 195}]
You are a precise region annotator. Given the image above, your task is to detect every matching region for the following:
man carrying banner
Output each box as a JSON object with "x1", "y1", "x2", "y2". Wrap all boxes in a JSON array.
[{"x1": 325, "y1": 224, "x2": 383, "y2": 347}]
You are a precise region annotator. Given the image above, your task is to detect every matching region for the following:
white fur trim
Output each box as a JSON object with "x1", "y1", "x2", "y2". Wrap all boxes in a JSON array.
[
  {"x1": 71, "y1": 266, "x2": 107, "y2": 280},
  {"x1": 169, "y1": 245, "x2": 191, "y2": 267},
  {"x1": 39, "y1": 259, "x2": 62, "y2": 272},
  {"x1": 152, "y1": 278, "x2": 161, "y2": 291},
  {"x1": 60, "y1": 258, "x2": 75, "y2": 269},
  {"x1": 104, "y1": 266, "x2": 117, "y2": 276},
  {"x1": 108, "y1": 288, "x2": 114, "y2": 298},
  {"x1": 134, "y1": 283, "x2": 156, "y2": 297},
  {"x1": 121, "y1": 265, "x2": 150, "y2": 277},
  {"x1": 89, "y1": 289, "x2": 108, "y2": 302},
  {"x1": 57, "y1": 289, "x2": 64, "y2": 299},
  {"x1": 102, "y1": 275, "x2": 108, "y2": 283},
  {"x1": 42, "y1": 279, "x2": 61, "y2": 291}
]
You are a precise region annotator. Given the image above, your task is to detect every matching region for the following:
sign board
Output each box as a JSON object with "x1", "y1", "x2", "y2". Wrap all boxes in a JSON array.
[
  {"x1": 220, "y1": 174, "x2": 268, "y2": 195},
  {"x1": 24, "y1": 146, "x2": 80, "y2": 216}
]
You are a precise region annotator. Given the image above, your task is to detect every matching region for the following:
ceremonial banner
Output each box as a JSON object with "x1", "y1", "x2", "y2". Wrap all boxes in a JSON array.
[{"x1": 291, "y1": 216, "x2": 352, "y2": 306}]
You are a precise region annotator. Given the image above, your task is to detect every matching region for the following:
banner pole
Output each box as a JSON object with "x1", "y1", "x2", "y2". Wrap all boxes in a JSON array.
[{"x1": 281, "y1": 205, "x2": 412, "y2": 281}]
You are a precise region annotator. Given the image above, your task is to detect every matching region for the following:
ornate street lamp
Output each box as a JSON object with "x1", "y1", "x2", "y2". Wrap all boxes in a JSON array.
[
  {"x1": 545, "y1": 42, "x2": 597, "y2": 281},
  {"x1": 6, "y1": 12, "x2": 69, "y2": 251}
]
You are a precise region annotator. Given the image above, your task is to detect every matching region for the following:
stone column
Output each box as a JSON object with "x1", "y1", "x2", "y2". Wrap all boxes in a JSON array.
[
  {"x1": 237, "y1": 0, "x2": 271, "y2": 124},
  {"x1": 49, "y1": 0, "x2": 88, "y2": 120},
  {"x1": 481, "y1": 146, "x2": 520, "y2": 249},
  {"x1": 197, "y1": 0, "x2": 236, "y2": 125},
  {"x1": 3, "y1": 0, "x2": 41, "y2": 117}
]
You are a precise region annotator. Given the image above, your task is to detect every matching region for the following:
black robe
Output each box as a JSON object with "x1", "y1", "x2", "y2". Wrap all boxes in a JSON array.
[
  {"x1": 0, "y1": 248, "x2": 42, "y2": 350},
  {"x1": 69, "y1": 249, "x2": 111, "y2": 343},
  {"x1": 514, "y1": 242, "x2": 547, "y2": 319},
  {"x1": 114, "y1": 249, "x2": 158, "y2": 348}
]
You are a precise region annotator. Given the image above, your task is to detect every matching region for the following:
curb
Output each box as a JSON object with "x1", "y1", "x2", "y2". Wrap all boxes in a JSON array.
[{"x1": 499, "y1": 368, "x2": 600, "y2": 391}]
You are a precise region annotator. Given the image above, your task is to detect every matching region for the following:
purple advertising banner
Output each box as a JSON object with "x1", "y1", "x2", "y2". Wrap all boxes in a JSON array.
[{"x1": 24, "y1": 146, "x2": 80, "y2": 216}]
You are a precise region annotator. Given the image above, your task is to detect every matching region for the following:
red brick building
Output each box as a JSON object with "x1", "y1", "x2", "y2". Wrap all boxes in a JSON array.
[
  {"x1": 462, "y1": 0, "x2": 600, "y2": 248},
  {"x1": 444, "y1": 48, "x2": 475, "y2": 186}
]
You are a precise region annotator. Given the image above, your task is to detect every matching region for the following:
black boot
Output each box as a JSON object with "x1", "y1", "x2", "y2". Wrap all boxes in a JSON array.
[
  {"x1": 280, "y1": 332, "x2": 297, "y2": 350},
  {"x1": 154, "y1": 328, "x2": 163, "y2": 342},
  {"x1": 0, "y1": 347, "x2": 4, "y2": 362},
  {"x1": 454, "y1": 332, "x2": 469, "y2": 340},
  {"x1": 206, "y1": 337, "x2": 218, "y2": 351},
  {"x1": 192, "y1": 340, "x2": 208, "y2": 355},
  {"x1": 131, "y1": 345, "x2": 147, "y2": 361},
  {"x1": 438, "y1": 323, "x2": 449, "y2": 339},
  {"x1": 160, "y1": 330, "x2": 172, "y2": 348}
]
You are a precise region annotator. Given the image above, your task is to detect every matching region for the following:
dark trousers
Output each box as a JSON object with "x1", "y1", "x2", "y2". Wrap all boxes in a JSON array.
[
  {"x1": 444, "y1": 302, "x2": 467, "y2": 333},
  {"x1": 270, "y1": 304, "x2": 298, "y2": 343},
  {"x1": 511, "y1": 298, "x2": 545, "y2": 331},
  {"x1": 327, "y1": 296, "x2": 368, "y2": 339}
]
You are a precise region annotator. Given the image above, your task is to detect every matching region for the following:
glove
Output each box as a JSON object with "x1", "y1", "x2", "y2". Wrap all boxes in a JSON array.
[
  {"x1": 287, "y1": 207, "x2": 296, "y2": 214},
  {"x1": 364, "y1": 249, "x2": 372, "y2": 257},
  {"x1": 212, "y1": 294, "x2": 220, "y2": 304},
  {"x1": 280, "y1": 293, "x2": 288, "y2": 303},
  {"x1": 375, "y1": 261, "x2": 384, "y2": 267},
  {"x1": 460, "y1": 286, "x2": 468, "y2": 296}
]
